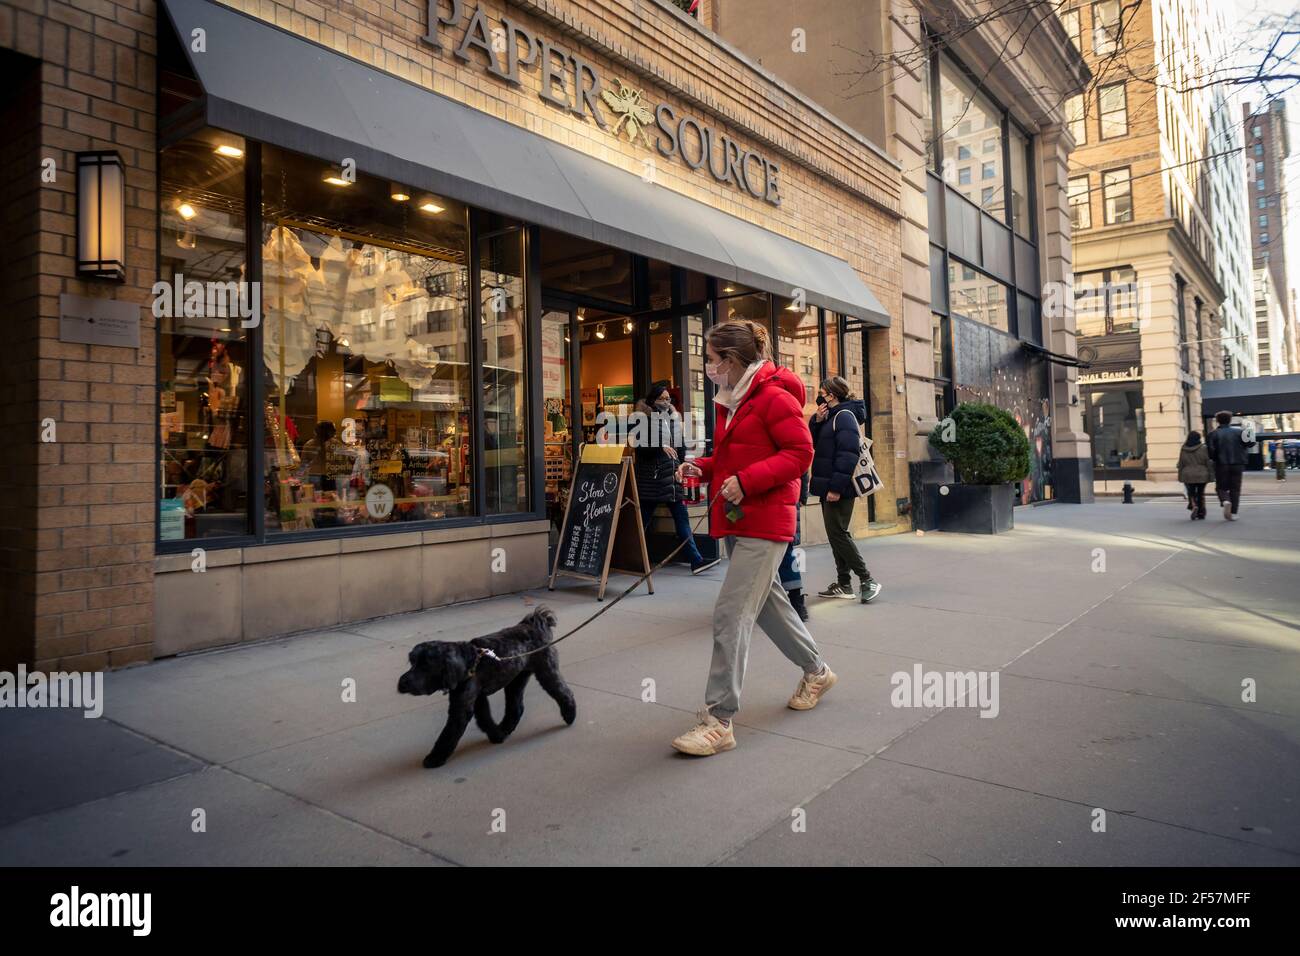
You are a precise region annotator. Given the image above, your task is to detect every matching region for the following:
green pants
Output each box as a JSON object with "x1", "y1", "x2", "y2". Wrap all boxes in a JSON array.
[{"x1": 821, "y1": 496, "x2": 869, "y2": 585}]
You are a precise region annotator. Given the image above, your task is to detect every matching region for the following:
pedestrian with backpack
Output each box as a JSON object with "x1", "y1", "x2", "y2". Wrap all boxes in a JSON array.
[{"x1": 810, "y1": 376, "x2": 881, "y2": 604}]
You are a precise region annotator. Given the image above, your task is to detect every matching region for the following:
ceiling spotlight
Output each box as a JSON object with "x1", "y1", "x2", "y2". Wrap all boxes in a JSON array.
[
  {"x1": 419, "y1": 199, "x2": 445, "y2": 214},
  {"x1": 323, "y1": 173, "x2": 351, "y2": 186},
  {"x1": 596, "y1": 323, "x2": 606, "y2": 340},
  {"x1": 214, "y1": 144, "x2": 243, "y2": 158},
  {"x1": 722, "y1": 285, "x2": 735, "y2": 293},
  {"x1": 391, "y1": 186, "x2": 410, "y2": 202},
  {"x1": 177, "y1": 202, "x2": 197, "y2": 220},
  {"x1": 624, "y1": 320, "x2": 634, "y2": 333}
]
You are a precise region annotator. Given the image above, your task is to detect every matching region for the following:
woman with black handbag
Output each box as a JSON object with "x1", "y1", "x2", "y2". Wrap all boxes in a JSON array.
[{"x1": 634, "y1": 383, "x2": 719, "y2": 575}]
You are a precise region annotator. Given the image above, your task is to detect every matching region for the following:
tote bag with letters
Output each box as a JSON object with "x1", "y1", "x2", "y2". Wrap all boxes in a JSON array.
[{"x1": 835, "y1": 408, "x2": 883, "y2": 497}]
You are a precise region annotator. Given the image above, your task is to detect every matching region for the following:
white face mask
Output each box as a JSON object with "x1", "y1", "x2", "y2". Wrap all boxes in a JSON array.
[{"x1": 705, "y1": 360, "x2": 729, "y2": 387}]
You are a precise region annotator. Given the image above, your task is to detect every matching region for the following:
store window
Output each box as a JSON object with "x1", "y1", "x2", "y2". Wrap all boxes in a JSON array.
[
  {"x1": 948, "y1": 261, "x2": 1010, "y2": 332},
  {"x1": 1102, "y1": 167, "x2": 1132, "y2": 224},
  {"x1": 1086, "y1": 387, "x2": 1146, "y2": 473},
  {"x1": 481, "y1": 225, "x2": 530, "y2": 516},
  {"x1": 1068, "y1": 175, "x2": 1092, "y2": 229},
  {"x1": 776, "y1": 305, "x2": 821, "y2": 417},
  {"x1": 541, "y1": 309, "x2": 573, "y2": 517},
  {"x1": 716, "y1": 289, "x2": 769, "y2": 323},
  {"x1": 159, "y1": 130, "x2": 250, "y2": 540},
  {"x1": 260, "y1": 144, "x2": 474, "y2": 531}
]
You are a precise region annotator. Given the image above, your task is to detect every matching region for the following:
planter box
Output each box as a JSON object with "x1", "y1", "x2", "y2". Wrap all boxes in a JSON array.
[{"x1": 936, "y1": 483, "x2": 1015, "y2": 534}]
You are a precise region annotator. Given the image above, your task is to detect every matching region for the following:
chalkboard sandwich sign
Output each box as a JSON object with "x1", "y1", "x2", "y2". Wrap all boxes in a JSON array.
[{"x1": 549, "y1": 444, "x2": 654, "y2": 600}]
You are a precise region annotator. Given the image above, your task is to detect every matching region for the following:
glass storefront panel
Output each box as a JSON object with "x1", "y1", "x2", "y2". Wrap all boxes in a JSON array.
[
  {"x1": 158, "y1": 129, "x2": 250, "y2": 540},
  {"x1": 260, "y1": 144, "x2": 473, "y2": 530},
  {"x1": 481, "y1": 226, "x2": 530, "y2": 515},
  {"x1": 777, "y1": 305, "x2": 821, "y2": 417},
  {"x1": 716, "y1": 291, "x2": 769, "y2": 324},
  {"x1": 1086, "y1": 387, "x2": 1147, "y2": 473},
  {"x1": 541, "y1": 309, "x2": 573, "y2": 519},
  {"x1": 539, "y1": 230, "x2": 634, "y2": 304},
  {"x1": 684, "y1": 310, "x2": 708, "y2": 461},
  {"x1": 578, "y1": 308, "x2": 635, "y2": 445},
  {"x1": 824, "y1": 311, "x2": 841, "y2": 376}
]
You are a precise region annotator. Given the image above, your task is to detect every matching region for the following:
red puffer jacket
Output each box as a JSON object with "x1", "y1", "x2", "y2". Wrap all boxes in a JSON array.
[{"x1": 694, "y1": 362, "x2": 813, "y2": 542}]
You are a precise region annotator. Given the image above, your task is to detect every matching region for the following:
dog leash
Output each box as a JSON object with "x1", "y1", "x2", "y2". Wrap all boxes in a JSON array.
[{"x1": 469, "y1": 486, "x2": 729, "y2": 672}]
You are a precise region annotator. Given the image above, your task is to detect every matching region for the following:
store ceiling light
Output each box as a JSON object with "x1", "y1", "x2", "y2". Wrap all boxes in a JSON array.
[
  {"x1": 323, "y1": 173, "x2": 351, "y2": 186},
  {"x1": 596, "y1": 323, "x2": 606, "y2": 340},
  {"x1": 391, "y1": 186, "x2": 410, "y2": 202},
  {"x1": 176, "y1": 202, "x2": 197, "y2": 220},
  {"x1": 419, "y1": 199, "x2": 445, "y2": 214},
  {"x1": 624, "y1": 319, "x2": 634, "y2": 333},
  {"x1": 214, "y1": 144, "x2": 243, "y2": 158},
  {"x1": 722, "y1": 285, "x2": 735, "y2": 293}
]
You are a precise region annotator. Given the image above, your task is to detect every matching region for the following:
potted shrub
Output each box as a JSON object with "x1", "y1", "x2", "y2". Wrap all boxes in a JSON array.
[{"x1": 927, "y1": 402, "x2": 1030, "y2": 534}]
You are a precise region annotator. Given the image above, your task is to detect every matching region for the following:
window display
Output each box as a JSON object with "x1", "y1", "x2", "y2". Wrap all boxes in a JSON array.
[
  {"x1": 260, "y1": 145, "x2": 474, "y2": 530},
  {"x1": 481, "y1": 226, "x2": 530, "y2": 515},
  {"x1": 159, "y1": 130, "x2": 251, "y2": 540}
]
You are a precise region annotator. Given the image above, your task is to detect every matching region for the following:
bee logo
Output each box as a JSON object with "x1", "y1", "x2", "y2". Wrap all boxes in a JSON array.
[{"x1": 602, "y1": 79, "x2": 654, "y2": 146}]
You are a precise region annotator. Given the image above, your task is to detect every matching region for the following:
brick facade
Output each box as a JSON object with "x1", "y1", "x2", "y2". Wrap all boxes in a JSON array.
[
  {"x1": 0, "y1": 0, "x2": 908, "y2": 667},
  {"x1": 0, "y1": 0, "x2": 158, "y2": 671}
]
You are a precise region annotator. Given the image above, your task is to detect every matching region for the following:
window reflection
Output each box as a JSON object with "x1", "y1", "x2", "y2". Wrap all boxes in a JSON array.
[
  {"x1": 260, "y1": 145, "x2": 473, "y2": 530},
  {"x1": 159, "y1": 130, "x2": 250, "y2": 540}
]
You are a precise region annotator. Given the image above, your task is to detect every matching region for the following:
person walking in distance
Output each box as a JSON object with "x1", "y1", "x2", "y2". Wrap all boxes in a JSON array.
[
  {"x1": 671, "y1": 320, "x2": 835, "y2": 757},
  {"x1": 632, "y1": 382, "x2": 719, "y2": 575},
  {"x1": 810, "y1": 377, "x2": 881, "y2": 604},
  {"x1": 1206, "y1": 410, "x2": 1250, "y2": 521},
  {"x1": 1177, "y1": 430, "x2": 1212, "y2": 520},
  {"x1": 777, "y1": 471, "x2": 811, "y2": 621}
]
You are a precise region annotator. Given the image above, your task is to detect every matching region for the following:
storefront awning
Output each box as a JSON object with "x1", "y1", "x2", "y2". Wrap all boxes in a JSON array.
[
  {"x1": 1202, "y1": 374, "x2": 1300, "y2": 418},
  {"x1": 161, "y1": 0, "x2": 890, "y2": 326}
]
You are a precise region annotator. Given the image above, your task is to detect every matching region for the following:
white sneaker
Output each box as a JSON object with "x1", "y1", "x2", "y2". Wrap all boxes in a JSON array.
[{"x1": 671, "y1": 710, "x2": 736, "y2": 756}]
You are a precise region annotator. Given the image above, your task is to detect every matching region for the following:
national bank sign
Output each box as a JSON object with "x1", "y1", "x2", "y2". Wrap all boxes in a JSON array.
[{"x1": 422, "y1": 0, "x2": 783, "y2": 206}]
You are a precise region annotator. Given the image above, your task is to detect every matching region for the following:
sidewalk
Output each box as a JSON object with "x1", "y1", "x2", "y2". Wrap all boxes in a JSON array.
[
  {"x1": 2, "y1": 496, "x2": 1298, "y2": 866},
  {"x1": 1095, "y1": 469, "x2": 1300, "y2": 496}
]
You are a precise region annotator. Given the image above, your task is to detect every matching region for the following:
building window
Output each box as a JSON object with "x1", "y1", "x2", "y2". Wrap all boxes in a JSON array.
[
  {"x1": 1254, "y1": 143, "x2": 1264, "y2": 155},
  {"x1": 1259, "y1": 214, "x2": 1268, "y2": 227},
  {"x1": 1255, "y1": 160, "x2": 1264, "y2": 174},
  {"x1": 1261, "y1": 232, "x2": 1269, "y2": 244},
  {"x1": 939, "y1": 58, "x2": 1003, "y2": 217},
  {"x1": 1092, "y1": 0, "x2": 1122, "y2": 55},
  {"x1": 1066, "y1": 94, "x2": 1086, "y2": 145},
  {"x1": 982, "y1": 186, "x2": 995, "y2": 204},
  {"x1": 159, "y1": 131, "x2": 251, "y2": 540},
  {"x1": 1102, "y1": 167, "x2": 1132, "y2": 224},
  {"x1": 1009, "y1": 123, "x2": 1032, "y2": 239},
  {"x1": 257, "y1": 144, "x2": 478, "y2": 531},
  {"x1": 1074, "y1": 267, "x2": 1138, "y2": 335},
  {"x1": 1061, "y1": 8, "x2": 1081, "y2": 50},
  {"x1": 1068, "y1": 175, "x2": 1092, "y2": 229},
  {"x1": 1259, "y1": 196, "x2": 1267, "y2": 209},
  {"x1": 1098, "y1": 82, "x2": 1127, "y2": 138},
  {"x1": 948, "y1": 261, "x2": 1010, "y2": 332},
  {"x1": 1252, "y1": 125, "x2": 1261, "y2": 137},
  {"x1": 480, "y1": 225, "x2": 531, "y2": 516}
]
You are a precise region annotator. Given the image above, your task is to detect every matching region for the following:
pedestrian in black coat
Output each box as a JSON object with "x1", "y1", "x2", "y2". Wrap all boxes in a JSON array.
[
  {"x1": 809, "y1": 377, "x2": 880, "y2": 604},
  {"x1": 633, "y1": 383, "x2": 717, "y2": 574}
]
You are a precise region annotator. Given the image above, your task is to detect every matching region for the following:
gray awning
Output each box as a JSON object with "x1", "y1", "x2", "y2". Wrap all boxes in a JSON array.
[
  {"x1": 161, "y1": 0, "x2": 889, "y2": 325},
  {"x1": 1202, "y1": 374, "x2": 1300, "y2": 417}
]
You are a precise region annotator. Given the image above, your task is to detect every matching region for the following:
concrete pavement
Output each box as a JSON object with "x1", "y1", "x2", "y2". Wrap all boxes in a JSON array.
[{"x1": 2, "y1": 485, "x2": 1298, "y2": 866}]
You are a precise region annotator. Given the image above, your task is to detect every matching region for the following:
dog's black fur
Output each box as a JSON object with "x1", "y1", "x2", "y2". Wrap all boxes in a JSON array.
[{"x1": 397, "y1": 607, "x2": 576, "y2": 768}]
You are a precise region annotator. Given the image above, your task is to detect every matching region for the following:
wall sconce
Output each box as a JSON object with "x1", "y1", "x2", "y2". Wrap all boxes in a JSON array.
[{"x1": 76, "y1": 151, "x2": 126, "y2": 281}]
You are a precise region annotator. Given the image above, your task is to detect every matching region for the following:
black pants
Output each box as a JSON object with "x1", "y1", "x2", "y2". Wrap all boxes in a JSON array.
[
  {"x1": 821, "y1": 495, "x2": 869, "y2": 585},
  {"x1": 1184, "y1": 482, "x2": 1206, "y2": 517},
  {"x1": 1215, "y1": 464, "x2": 1244, "y2": 514}
]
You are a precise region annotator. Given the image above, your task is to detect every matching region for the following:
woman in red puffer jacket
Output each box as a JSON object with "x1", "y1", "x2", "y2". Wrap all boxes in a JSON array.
[{"x1": 669, "y1": 319, "x2": 837, "y2": 759}]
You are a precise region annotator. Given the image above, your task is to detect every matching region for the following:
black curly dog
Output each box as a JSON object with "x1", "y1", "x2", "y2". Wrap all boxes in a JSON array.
[{"x1": 397, "y1": 607, "x2": 577, "y2": 768}]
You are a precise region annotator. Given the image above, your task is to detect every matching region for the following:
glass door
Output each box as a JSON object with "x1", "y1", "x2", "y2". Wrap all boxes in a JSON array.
[{"x1": 541, "y1": 306, "x2": 576, "y2": 536}]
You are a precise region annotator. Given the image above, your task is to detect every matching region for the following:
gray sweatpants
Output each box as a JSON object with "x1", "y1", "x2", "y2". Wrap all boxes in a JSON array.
[{"x1": 706, "y1": 536, "x2": 824, "y2": 720}]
